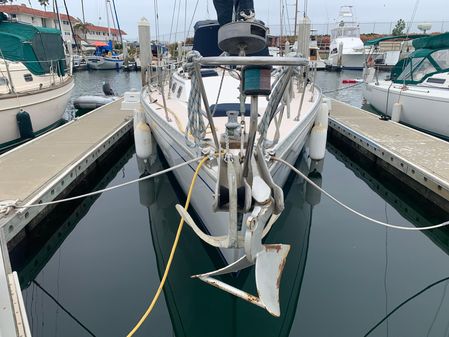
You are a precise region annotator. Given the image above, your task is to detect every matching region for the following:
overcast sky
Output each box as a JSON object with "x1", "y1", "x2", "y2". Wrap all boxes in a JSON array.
[{"x1": 17, "y1": 0, "x2": 449, "y2": 40}]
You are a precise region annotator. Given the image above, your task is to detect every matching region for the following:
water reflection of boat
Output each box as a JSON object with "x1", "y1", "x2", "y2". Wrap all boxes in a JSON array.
[{"x1": 138, "y1": 148, "x2": 322, "y2": 335}]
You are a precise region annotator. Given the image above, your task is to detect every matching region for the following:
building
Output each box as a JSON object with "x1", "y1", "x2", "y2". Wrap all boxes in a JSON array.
[{"x1": 0, "y1": 4, "x2": 126, "y2": 45}]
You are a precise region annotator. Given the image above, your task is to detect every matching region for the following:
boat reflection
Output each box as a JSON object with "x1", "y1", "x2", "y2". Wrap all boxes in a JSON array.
[{"x1": 138, "y1": 148, "x2": 323, "y2": 337}]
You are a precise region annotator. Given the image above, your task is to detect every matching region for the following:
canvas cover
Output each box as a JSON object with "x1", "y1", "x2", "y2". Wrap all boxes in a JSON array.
[
  {"x1": 413, "y1": 32, "x2": 449, "y2": 50},
  {"x1": 0, "y1": 21, "x2": 66, "y2": 75}
]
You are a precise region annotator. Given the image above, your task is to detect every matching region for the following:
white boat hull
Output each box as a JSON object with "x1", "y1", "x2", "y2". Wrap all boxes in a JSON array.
[
  {"x1": 87, "y1": 56, "x2": 124, "y2": 70},
  {"x1": 364, "y1": 82, "x2": 449, "y2": 138},
  {"x1": 0, "y1": 78, "x2": 74, "y2": 148},
  {"x1": 141, "y1": 88, "x2": 321, "y2": 263}
]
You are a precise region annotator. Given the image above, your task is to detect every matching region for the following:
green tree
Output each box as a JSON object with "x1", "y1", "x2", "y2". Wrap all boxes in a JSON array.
[
  {"x1": 73, "y1": 21, "x2": 91, "y2": 41},
  {"x1": 392, "y1": 19, "x2": 406, "y2": 35},
  {"x1": 38, "y1": 0, "x2": 50, "y2": 10}
]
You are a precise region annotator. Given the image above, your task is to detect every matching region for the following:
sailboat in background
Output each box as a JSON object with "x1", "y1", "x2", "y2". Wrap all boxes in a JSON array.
[
  {"x1": 0, "y1": 15, "x2": 74, "y2": 152},
  {"x1": 86, "y1": 0, "x2": 123, "y2": 70}
]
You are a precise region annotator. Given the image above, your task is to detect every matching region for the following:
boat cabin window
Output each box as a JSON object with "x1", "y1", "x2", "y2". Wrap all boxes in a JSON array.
[
  {"x1": 23, "y1": 74, "x2": 33, "y2": 82},
  {"x1": 0, "y1": 76, "x2": 8, "y2": 86},
  {"x1": 177, "y1": 86, "x2": 183, "y2": 98},
  {"x1": 171, "y1": 82, "x2": 177, "y2": 93},
  {"x1": 412, "y1": 59, "x2": 437, "y2": 81},
  {"x1": 331, "y1": 27, "x2": 360, "y2": 39},
  {"x1": 431, "y1": 49, "x2": 449, "y2": 70},
  {"x1": 397, "y1": 57, "x2": 423, "y2": 81}
]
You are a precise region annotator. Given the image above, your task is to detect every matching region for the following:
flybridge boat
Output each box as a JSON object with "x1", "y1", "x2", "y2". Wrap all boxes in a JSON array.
[
  {"x1": 326, "y1": 6, "x2": 366, "y2": 70},
  {"x1": 363, "y1": 32, "x2": 449, "y2": 139},
  {"x1": 0, "y1": 17, "x2": 74, "y2": 151},
  {"x1": 136, "y1": 19, "x2": 326, "y2": 316}
]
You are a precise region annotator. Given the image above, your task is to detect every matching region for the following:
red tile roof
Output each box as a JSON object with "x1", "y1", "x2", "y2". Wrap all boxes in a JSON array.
[
  {"x1": 0, "y1": 4, "x2": 75, "y2": 21},
  {"x1": 0, "y1": 4, "x2": 126, "y2": 35},
  {"x1": 85, "y1": 24, "x2": 126, "y2": 36}
]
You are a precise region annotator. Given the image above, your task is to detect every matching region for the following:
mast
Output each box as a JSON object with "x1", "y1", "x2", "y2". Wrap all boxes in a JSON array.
[
  {"x1": 112, "y1": 0, "x2": 123, "y2": 46},
  {"x1": 105, "y1": 0, "x2": 112, "y2": 42},
  {"x1": 293, "y1": 0, "x2": 299, "y2": 37},
  {"x1": 53, "y1": 0, "x2": 63, "y2": 33},
  {"x1": 81, "y1": 0, "x2": 85, "y2": 23}
]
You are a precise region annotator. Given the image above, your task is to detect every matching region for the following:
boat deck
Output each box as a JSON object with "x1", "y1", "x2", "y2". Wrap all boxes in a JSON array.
[
  {"x1": 148, "y1": 71, "x2": 319, "y2": 145},
  {"x1": 328, "y1": 99, "x2": 449, "y2": 210}
]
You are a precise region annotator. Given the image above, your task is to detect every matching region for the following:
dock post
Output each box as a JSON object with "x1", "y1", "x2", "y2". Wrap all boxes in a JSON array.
[{"x1": 138, "y1": 17, "x2": 151, "y2": 86}]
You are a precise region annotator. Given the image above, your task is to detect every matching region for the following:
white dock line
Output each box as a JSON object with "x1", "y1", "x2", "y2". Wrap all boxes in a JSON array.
[
  {"x1": 272, "y1": 157, "x2": 449, "y2": 231},
  {"x1": 0, "y1": 156, "x2": 203, "y2": 214}
]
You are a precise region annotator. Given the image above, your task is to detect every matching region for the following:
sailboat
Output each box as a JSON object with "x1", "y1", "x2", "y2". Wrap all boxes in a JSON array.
[
  {"x1": 363, "y1": 32, "x2": 449, "y2": 139},
  {"x1": 86, "y1": 0, "x2": 124, "y2": 70},
  {"x1": 0, "y1": 15, "x2": 74, "y2": 151},
  {"x1": 138, "y1": 147, "x2": 320, "y2": 335},
  {"x1": 135, "y1": 18, "x2": 327, "y2": 316}
]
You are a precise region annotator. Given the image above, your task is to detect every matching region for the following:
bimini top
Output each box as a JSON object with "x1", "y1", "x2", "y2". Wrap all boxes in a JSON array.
[
  {"x1": 391, "y1": 32, "x2": 449, "y2": 84},
  {"x1": 364, "y1": 34, "x2": 424, "y2": 46},
  {"x1": 0, "y1": 17, "x2": 66, "y2": 75}
]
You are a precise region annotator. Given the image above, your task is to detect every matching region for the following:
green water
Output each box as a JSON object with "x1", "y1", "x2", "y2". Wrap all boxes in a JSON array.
[{"x1": 9, "y1": 70, "x2": 449, "y2": 337}]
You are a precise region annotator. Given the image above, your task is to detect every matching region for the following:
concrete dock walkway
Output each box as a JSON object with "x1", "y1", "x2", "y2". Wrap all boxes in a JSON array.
[
  {"x1": 0, "y1": 96, "x2": 136, "y2": 336},
  {"x1": 328, "y1": 99, "x2": 449, "y2": 212}
]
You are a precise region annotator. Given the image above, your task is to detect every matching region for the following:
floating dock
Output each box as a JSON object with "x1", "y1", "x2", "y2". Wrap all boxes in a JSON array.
[
  {"x1": 0, "y1": 96, "x2": 136, "y2": 336},
  {"x1": 328, "y1": 99, "x2": 449, "y2": 213}
]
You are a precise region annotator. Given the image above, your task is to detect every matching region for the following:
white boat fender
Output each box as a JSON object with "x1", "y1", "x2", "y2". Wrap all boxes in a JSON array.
[
  {"x1": 309, "y1": 123, "x2": 327, "y2": 161},
  {"x1": 315, "y1": 102, "x2": 329, "y2": 128},
  {"x1": 133, "y1": 110, "x2": 153, "y2": 159},
  {"x1": 391, "y1": 102, "x2": 402, "y2": 122}
]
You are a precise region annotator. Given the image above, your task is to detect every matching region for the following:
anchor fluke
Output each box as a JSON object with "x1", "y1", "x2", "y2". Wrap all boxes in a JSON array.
[
  {"x1": 192, "y1": 242, "x2": 290, "y2": 317},
  {"x1": 255, "y1": 244, "x2": 290, "y2": 317}
]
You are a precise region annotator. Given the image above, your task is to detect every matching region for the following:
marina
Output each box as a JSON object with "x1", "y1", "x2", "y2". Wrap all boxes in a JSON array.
[{"x1": 0, "y1": 0, "x2": 449, "y2": 336}]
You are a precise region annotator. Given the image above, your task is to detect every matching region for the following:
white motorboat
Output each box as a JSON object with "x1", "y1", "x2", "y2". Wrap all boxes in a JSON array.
[
  {"x1": 326, "y1": 6, "x2": 366, "y2": 70},
  {"x1": 0, "y1": 20, "x2": 74, "y2": 151},
  {"x1": 363, "y1": 32, "x2": 449, "y2": 139},
  {"x1": 135, "y1": 20, "x2": 326, "y2": 316}
]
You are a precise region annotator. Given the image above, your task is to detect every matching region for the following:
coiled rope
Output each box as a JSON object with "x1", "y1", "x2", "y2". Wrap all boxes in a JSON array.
[
  {"x1": 272, "y1": 157, "x2": 449, "y2": 231},
  {"x1": 183, "y1": 51, "x2": 206, "y2": 147},
  {"x1": 126, "y1": 156, "x2": 208, "y2": 336}
]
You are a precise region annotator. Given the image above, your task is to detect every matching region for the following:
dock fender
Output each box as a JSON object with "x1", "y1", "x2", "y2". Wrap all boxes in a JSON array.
[{"x1": 16, "y1": 109, "x2": 34, "y2": 140}]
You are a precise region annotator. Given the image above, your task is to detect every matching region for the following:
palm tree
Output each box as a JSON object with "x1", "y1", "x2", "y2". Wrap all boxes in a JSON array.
[
  {"x1": 73, "y1": 21, "x2": 91, "y2": 42},
  {"x1": 38, "y1": 0, "x2": 50, "y2": 10}
]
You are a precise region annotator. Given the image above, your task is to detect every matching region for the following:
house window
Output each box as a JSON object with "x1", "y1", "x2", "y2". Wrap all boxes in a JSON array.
[
  {"x1": 24, "y1": 74, "x2": 33, "y2": 82},
  {"x1": 63, "y1": 20, "x2": 69, "y2": 25}
]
